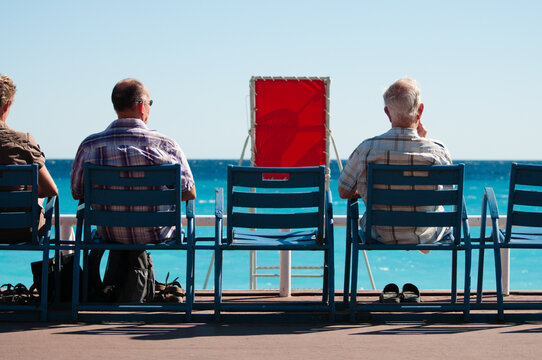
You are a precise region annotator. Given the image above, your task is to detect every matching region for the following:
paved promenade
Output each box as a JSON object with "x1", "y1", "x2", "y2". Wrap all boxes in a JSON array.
[{"x1": 2, "y1": 320, "x2": 542, "y2": 360}]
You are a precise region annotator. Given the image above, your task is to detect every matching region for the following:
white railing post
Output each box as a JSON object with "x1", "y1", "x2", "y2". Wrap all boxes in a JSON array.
[{"x1": 279, "y1": 250, "x2": 291, "y2": 297}]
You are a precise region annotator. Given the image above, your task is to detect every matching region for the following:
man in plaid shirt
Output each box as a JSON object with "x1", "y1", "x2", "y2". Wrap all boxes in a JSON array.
[
  {"x1": 338, "y1": 78, "x2": 452, "y2": 246},
  {"x1": 70, "y1": 79, "x2": 196, "y2": 301}
]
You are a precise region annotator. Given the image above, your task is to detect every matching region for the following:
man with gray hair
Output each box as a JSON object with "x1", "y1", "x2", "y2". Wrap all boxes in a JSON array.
[{"x1": 338, "y1": 77, "x2": 452, "y2": 246}]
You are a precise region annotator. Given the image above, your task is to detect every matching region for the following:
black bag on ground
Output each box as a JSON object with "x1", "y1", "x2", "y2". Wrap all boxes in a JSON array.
[
  {"x1": 31, "y1": 252, "x2": 103, "y2": 302},
  {"x1": 31, "y1": 253, "x2": 81, "y2": 302},
  {"x1": 103, "y1": 250, "x2": 155, "y2": 303}
]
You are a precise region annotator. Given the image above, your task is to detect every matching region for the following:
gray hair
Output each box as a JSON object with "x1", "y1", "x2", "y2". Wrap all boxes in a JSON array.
[
  {"x1": 0, "y1": 74, "x2": 16, "y2": 109},
  {"x1": 383, "y1": 78, "x2": 421, "y2": 123}
]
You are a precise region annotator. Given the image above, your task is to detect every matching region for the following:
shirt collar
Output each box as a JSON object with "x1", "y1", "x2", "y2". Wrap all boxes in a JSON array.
[
  {"x1": 0, "y1": 121, "x2": 11, "y2": 129},
  {"x1": 107, "y1": 118, "x2": 148, "y2": 130},
  {"x1": 388, "y1": 127, "x2": 419, "y2": 137}
]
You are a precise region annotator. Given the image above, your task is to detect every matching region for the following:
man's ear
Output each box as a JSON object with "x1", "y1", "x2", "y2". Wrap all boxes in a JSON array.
[
  {"x1": 384, "y1": 107, "x2": 392, "y2": 123},
  {"x1": 417, "y1": 103, "x2": 424, "y2": 119},
  {"x1": 137, "y1": 101, "x2": 145, "y2": 116}
]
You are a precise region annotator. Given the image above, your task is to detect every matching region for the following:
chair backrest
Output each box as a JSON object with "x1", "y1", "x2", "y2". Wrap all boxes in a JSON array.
[
  {"x1": 504, "y1": 163, "x2": 542, "y2": 243},
  {"x1": 82, "y1": 163, "x2": 183, "y2": 243},
  {"x1": 0, "y1": 164, "x2": 40, "y2": 243},
  {"x1": 365, "y1": 163, "x2": 465, "y2": 244},
  {"x1": 226, "y1": 165, "x2": 326, "y2": 244},
  {"x1": 250, "y1": 77, "x2": 330, "y2": 169}
]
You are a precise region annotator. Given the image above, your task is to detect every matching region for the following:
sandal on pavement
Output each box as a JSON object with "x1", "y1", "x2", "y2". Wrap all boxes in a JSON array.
[
  {"x1": 400, "y1": 283, "x2": 421, "y2": 303},
  {"x1": 379, "y1": 283, "x2": 400, "y2": 303}
]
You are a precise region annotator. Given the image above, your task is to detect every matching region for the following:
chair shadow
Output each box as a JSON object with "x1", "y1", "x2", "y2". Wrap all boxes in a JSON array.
[{"x1": 0, "y1": 320, "x2": 518, "y2": 341}]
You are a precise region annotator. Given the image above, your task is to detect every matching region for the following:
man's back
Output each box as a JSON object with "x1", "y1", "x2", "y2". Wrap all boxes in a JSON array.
[
  {"x1": 71, "y1": 118, "x2": 194, "y2": 244},
  {"x1": 338, "y1": 78, "x2": 453, "y2": 246}
]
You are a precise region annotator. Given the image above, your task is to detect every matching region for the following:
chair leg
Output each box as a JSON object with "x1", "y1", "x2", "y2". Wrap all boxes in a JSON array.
[
  {"x1": 71, "y1": 247, "x2": 81, "y2": 322},
  {"x1": 327, "y1": 247, "x2": 335, "y2": 322},
  {"x1": 343, "y1": 233, "x2": 352, "y2": 305},
  {"x1": 451, "y1": 249, "x2": 457, "y2": 303},
  {"x1": 185, "y1": 247, "x2": 194, "y2": 321},
  {"x1": 40, "y1": 244, "x2": 49, "y2": 321},
  {"x1": 322, "y1": 251, "x2": 329, "y2": 304},
  {"x1": 463, "y1": 247, "x2": 472, "y2": 321},
  {"x1": 214, "y1": 249, "x2": 222, "y2": 321},
  {"x1": 493, "y1": 245, "x2": 505, "y2": 321},
  {"x1": 477, "y1": 247, "x2": 485, "y2": 303},
  {"x1": 349, "y1": 246, "x2": 360, "y2": 322},
  {"x1": 82, "y1": 249, "x2": 89, "y2": 302}
]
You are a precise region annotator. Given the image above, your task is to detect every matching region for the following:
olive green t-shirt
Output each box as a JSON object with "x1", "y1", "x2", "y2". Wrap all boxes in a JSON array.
[{"x1": 0, "y1": 121, "x2": 46, "y2": 243}]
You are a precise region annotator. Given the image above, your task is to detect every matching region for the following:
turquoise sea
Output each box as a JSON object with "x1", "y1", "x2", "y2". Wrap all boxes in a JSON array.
[{"x1": 2, "y1": 159, "x2": 542, "y2": 292}]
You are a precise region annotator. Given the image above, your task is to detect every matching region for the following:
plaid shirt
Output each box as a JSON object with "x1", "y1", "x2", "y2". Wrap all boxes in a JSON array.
[
  {"x1": 71, "y1": 118, "x2": 195, "y2": 244},
  {"x1": 338, "y1": 127, "x2": 452, "y2": 245}
]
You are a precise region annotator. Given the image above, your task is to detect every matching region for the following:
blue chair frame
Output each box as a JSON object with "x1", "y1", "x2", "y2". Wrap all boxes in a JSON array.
[
  {"x1": 346, "y1": 164, "x2": 471, "y2": 320},
  {"x1": 478, "y1": 163, "x2": 542, "y2": 320},
  {"x1": 214, "y1": 165, "x2": 335, "y2": 320},
  {"x1": 0, "y1": 164, "x2": 59, "y2": 321},
  {"x1": 71, "y1": 163, "x2": 195, "y2": 321}
]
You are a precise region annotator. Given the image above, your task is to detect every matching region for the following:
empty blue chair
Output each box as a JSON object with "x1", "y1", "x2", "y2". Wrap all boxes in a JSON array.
[
  {"x1": 346, "y1": 163, "x2": 471, "y2": 320},
  {"x1": 478, "y1": 163, "x2": 542, "y2": 320},
  {"x1": 0, "y1": 164, "x2": 59, "y2": 321},
  {"x1": 71, "y1": 163, "x2": 195, "y2": 321},
  {"x1": 214, "y1": 165, "x2": 335, "y2": 320}
]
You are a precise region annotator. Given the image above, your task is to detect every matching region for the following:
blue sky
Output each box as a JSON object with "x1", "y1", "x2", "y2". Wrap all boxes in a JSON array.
[{"x1": 3, "y1": 0, "x2": 541, "y2": 159}]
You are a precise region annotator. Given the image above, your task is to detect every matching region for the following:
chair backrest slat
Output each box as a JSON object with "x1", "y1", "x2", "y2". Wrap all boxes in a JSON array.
[
  {"x1": 0, "y1": 191, "x2": 34, "y2": 207},
  {"x1": 372, "y1": 189, "x2": 459, "y2": 206},
  {"x1": 91, "y1": 189, "x2": 177, "y2": 206},
  {"x1": 89, "y1": 211, "x2": 178, "y2": 227},
  {"x1": 504, "y1": 163, "x2": 542, "y2": 243},
  {"x1": 227, "y1": 165, "x2": 325, "y2": 244},
  {"x1": 231, "y1": 212, "x2": 320, "y2": 229},
  {"x1": 0, "y1": 165, "x2": 40, "y2": 243},
  {"x1": 372, "y1": 210, "x2": 460, "y2": 227},
  {"x1": 0, "y1": 213, "x2": 34, "y2": 228},
  {"x1": 231, "y1": 191, "x2": 320, "y2": 209},
  {"x1": 365, "y1": 164, "x2": 464, "y2": 244}
]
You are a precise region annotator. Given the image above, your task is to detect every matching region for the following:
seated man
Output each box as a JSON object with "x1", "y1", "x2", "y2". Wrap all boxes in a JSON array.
[
  {"x1": 70, "y1": 78, "x2": 196, "y2": 302},
  {"x1": 0, "y1": 74, "x2": 58, "y2": 243},
  {"x1": 338, "y1": 77, "x2": 452, "y2": 246}
]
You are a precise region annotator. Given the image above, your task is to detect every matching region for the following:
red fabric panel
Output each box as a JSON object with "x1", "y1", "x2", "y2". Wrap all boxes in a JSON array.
[{"x1": 253, "y1": 79, "x2": 327, "y2": 168}]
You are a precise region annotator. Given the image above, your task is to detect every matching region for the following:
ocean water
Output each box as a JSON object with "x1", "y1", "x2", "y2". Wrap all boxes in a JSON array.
[{"x1": 2, "y1": 159, "x2": 542, "y2": 292}]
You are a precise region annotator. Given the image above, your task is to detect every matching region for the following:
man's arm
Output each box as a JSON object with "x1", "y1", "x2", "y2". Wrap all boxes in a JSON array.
[
  {"x1": 182, "y1": 185, "x2": 196, "y2": 201},
  {"x1": 338, "y1": 185, "x2": 360, "y2": 199},
  {"x1": 38, "y1": 165, "x2": 58, "y2": 198}
]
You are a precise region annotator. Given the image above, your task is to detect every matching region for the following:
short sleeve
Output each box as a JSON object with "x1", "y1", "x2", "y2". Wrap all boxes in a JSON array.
[{"x1": 25, "y1": 133, "x2": 46, "y2": 168}]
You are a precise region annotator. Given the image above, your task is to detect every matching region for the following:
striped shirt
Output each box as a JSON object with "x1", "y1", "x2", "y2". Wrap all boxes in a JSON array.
[
  {"x1": 70, "y1": 118, "x2": 194, "y2": 244},
  {"x1": 338, "y1": 127, "x2": 452, "y2": 245}
]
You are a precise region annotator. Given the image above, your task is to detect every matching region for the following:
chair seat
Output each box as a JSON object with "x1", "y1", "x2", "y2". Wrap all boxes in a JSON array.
[
  {"x1": 358, "y1": 232, "x2": 461, "y2": 251},
  {"x1": 500, "y1": 229, "x2": 542, "y2": 248},
  {"x1": 230, "y1": 229, "x2": 319, "y2": 248}
]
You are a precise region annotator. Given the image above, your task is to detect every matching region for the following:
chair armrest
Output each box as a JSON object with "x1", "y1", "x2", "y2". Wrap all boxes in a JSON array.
[
  {"x1": 481, "y1": 187, "x2": 501, "y2": 243},
  {"x1": 75, "y1": 200, "x2": 85, "y2": 244},
  {"x1": 214, "y1": 188, "x2": 224, "y2": 246},
  {"x1": 42, "y1": 195, "x2": 58, "y2": 243},
  {"x1": 347, "y1": 199, "x2": 362, "y2": 243},
  {"x1": 324, "y1": 190, "x2": 334, "y2": 245},
  {"x1": 461, "y1": 196, "x2": 471, "y2": 246},
  {"x1": 185, "y1": 199, "x2": 196, "y2": 245}
]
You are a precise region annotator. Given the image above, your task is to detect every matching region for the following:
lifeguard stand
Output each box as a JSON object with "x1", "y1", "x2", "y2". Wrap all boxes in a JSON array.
[{"x1": 238, "y1": 76, "x2": 374, "y2": 295}]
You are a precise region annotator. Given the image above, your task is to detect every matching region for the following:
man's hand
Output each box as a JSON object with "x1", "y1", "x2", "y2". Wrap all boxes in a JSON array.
[{"x1": 417, "y1": 121, "x2": 427, "y2": 138}]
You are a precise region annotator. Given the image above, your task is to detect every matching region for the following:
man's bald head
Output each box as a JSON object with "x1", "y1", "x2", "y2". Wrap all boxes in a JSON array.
[
  {"x1": 111, "y1": 78, "x2": 149, "y2": 112},
  {"x1": 383, "y1": 78, "x2": 422, "y2": 125}
]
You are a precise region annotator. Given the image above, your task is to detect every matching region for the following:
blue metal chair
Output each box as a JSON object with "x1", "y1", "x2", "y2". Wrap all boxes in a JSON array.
[
  {"x1": 214, "y1": 165, "x2": 335, "y2": 320},
  {"x1": 478, "y1": 163, "x2": 542, "y2": 320},
  {"x1": 346, "y1": 164, "x2": 471, "y2": 320},
  {"x1": 0, "y1": 164, "x2": 59, "y2": 321},
  {"x1": 71, "y1": 163, "x2": 195, "y2": 321}
]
